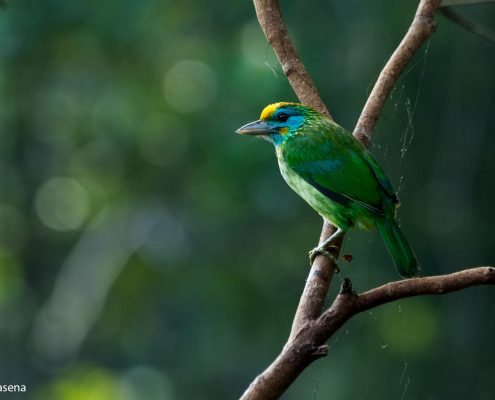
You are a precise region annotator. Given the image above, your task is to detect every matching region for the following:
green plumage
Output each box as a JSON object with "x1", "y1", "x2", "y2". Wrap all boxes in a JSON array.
[{"x1": 237, "y1": 102, "x2": 419, "y2": 278}]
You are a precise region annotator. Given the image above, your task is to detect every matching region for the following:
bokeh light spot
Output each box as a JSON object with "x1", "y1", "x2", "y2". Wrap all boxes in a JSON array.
[
  {"x1": 52, "y1": 367, "x2": 119, "y2": 400},
  {"x1": 34, "y1": 178, "x2": 90, "y2": 231},
  {"x1": 163, "y1": 60, "x2": 217, "y2": 113}
]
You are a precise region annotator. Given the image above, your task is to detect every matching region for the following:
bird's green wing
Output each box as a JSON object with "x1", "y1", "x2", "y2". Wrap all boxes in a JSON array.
[
  {"x1": 283, "y1": 126, "x2": 395, "y2": 214},
  {"x1": 359, "y1": 150, "x2": 398, "y2": 204}
]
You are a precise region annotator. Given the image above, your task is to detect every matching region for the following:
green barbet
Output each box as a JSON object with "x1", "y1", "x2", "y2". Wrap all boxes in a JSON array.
[{"x1": 236, "y1": 102, "x2": 419, "y2": 277}]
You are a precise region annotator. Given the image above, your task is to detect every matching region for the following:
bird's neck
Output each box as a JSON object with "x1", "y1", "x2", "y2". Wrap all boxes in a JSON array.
[{"x1": 270, "y1": 133, "x2": 286, "y2": 146}]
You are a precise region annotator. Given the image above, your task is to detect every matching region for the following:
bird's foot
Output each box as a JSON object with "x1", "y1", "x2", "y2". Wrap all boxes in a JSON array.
[{"x1": 309, "y1": 245, "x2": 340, "y2": 272}]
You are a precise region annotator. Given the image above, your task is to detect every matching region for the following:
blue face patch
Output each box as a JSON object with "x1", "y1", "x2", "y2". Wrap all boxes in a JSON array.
[
  {"x1": 269, "y1": 133, "x2": 285, "y2": 145},
  {"x1": 266, "y1": 108, "x2": 306, "y2": 145}
]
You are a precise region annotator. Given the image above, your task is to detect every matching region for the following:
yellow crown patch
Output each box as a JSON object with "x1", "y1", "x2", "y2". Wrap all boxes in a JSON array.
[{"x1": 259, "y1": 102, "x2": 300, "y2": 120}]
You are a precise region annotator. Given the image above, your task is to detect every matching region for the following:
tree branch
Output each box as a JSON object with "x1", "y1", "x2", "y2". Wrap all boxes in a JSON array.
[
  {"x1": 321, "y1": 267, "x2": 495, "y2": 328},
  {"x1": 253, "y1": 0, "x2": 341, "y2": 344},
  {"x1": 440, "y1": 7, "x2": 495, "y2": 44},
  {"x1": 353, "y1": 0, "x2": 442, "y2": 146},
  {"x1": 239, "y1": 1, "x2": 491, "y2": 399},
  {"x1": 252, "y1": 0, "x2": 331, "y2": 118},
  {"x1": 241, "y1": 267, "x2": 495, "y2": 400},
  {"x1": 440, "y1": 0, "x2": 495, "y2": 6}
]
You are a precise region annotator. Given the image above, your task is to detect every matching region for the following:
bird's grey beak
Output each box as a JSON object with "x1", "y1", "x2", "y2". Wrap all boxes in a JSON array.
[{"x1": 236, "y1": 120, "x2": 277, "y2": 135}]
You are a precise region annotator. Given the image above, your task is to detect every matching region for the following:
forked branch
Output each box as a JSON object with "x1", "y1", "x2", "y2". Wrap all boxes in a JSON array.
[{"x1": 241, "y1": 1, "x2": 492, "y2": 399}]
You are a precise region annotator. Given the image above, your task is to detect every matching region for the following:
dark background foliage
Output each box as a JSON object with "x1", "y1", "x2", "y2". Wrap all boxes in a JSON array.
[{"x1": 0, "y1": 1, "x2": 494, "y2": 398}]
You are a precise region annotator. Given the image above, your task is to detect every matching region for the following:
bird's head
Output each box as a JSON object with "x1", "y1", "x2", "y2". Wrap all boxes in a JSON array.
[{"x1": 236, "y1": 102, "x2": 316, "y2": 145}]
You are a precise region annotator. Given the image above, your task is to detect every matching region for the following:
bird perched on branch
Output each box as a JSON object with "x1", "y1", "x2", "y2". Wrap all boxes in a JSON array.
[{"x1": 236, "y1": 102, "x2": 419, "y2": 278}]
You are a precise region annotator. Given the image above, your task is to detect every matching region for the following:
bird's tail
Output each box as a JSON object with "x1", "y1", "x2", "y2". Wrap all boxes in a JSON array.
[{"x1": 376, "y1": 218, "x2": 420, "y2": 278}]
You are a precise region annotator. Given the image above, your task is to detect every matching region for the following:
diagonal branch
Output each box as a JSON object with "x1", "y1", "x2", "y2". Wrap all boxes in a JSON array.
[
  {"x1": 253, "y1": 0, "x2": 331, "y2": 118},
  {"x1": 440, "y1": 0, "x2": 495, "y2": 5},
  {"x1": 440, "y1": 7, "x2": 495, "y2": 44},
  {"x1": 353, "y1": 0, "x2": 442, "y2": 145},
  {"x1": 253, "y1": 0, "x2": 340, "y2": 343}
]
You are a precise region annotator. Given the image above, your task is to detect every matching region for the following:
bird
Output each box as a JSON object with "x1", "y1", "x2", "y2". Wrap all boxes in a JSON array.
[{"x1": 236, "y1": 102, "x2": 419, "y2": 278}]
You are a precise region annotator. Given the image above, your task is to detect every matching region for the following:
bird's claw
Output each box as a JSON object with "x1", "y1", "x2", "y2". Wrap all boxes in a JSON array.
[{"x1": 309, "y1": 246, "x2": 340, "y2": 272}]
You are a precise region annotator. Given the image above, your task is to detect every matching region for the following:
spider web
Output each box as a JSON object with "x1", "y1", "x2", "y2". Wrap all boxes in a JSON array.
[
  {"x1": 309, "y1": 42, "x2": 431, "y2": 400},
  {"x1": 397, "y1": 40, "x2": 431, "y2": 196}
]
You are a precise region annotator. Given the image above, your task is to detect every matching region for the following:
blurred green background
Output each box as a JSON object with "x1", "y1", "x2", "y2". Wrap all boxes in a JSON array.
[{"x1": 0, "y1": 0, "x2": 494, "y2": 399}]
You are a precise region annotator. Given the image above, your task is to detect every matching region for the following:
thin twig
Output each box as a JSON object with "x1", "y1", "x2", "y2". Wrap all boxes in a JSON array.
[
  {"x1": 440, "y1": 0, "x2": 495, "y2": 6},
  {"x1": 441, "y1": 7, "x2": 495, "y2": 44}
]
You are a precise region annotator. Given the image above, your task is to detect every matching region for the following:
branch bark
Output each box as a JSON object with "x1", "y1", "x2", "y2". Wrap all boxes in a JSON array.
[
  {"x1": 239, "y1": 1, "x2": 492, "y2": 399},
  {"x1": 253, "y1": 0, "x2": 341, "y2": 344},
  {"x1": 241, "y1": 267, "x2": 495, "y2": 400},
  {"x1": 253, "y1": 0, "x2": 331, "y2": 118}
]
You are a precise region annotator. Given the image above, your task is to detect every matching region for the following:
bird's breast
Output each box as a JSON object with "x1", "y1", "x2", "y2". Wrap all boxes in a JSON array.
[{"x1": 276, "y1": 153, "x2": 342, "y2": 223}]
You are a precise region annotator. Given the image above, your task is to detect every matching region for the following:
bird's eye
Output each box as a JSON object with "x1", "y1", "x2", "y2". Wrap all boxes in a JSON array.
[{"x1": 276, "y1": 113, "x2": 289, "y2": 122}]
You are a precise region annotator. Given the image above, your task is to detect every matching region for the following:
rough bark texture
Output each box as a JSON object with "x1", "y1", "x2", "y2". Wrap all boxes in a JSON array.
[
  {"x1": 241, "y1": 1, "x2": 492, "y2": 399},
  {"x1": 242, "y1": 268, "x2": 495, "y2": 400},
  {"x1": 253, "y1": 0, "x2": 331, "y2": 118},
  {"x1": 253, "y1": 0, "x2": 340, "y2": 343}
]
